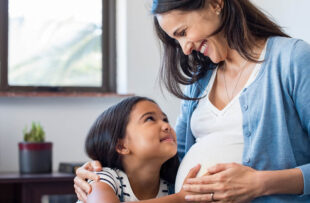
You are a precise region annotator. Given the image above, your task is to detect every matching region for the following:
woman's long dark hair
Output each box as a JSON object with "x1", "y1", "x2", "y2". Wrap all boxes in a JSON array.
[
  {"x1": 85, "y1": 96, "x2": 179, "y2": 184},
  {"x1": 152, "y1": 0, "x2": 289, "y2": 100}
]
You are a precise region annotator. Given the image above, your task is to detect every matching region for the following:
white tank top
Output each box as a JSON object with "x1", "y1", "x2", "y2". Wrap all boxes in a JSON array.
[{"x1": 174, "y1": 45, "x2": 266, "y2": 193}]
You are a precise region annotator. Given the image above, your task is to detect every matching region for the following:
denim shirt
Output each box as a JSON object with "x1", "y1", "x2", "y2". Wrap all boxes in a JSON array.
[{"x1": 175, "y1": 37, "x2": 310, "y2": 202}]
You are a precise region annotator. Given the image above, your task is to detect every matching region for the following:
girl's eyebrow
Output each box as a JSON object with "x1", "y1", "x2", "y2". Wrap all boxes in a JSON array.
[
  {"x1": 140, "y1": 112, "x2": 155, "y2": 120},
  {"x1": 139, "y1": 112, "x2": 167, "y2": 120}
]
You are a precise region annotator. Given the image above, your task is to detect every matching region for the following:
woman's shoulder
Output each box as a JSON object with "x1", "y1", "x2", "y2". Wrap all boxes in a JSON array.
[{"x1": 267, "y1": 36, "x2": 310, "y2": 55}]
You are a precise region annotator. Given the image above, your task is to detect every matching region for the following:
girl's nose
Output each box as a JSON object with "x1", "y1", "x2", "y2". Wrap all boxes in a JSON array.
[
  {"x1": 179, "y1": 38, "x2": 193, "y2": 55},
  {"x1": 161, "y1": 122, "x2": 171, "y2": 132}
]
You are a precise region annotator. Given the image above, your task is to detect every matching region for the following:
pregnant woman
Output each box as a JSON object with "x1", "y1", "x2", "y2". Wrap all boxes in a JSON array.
[{"x1": 74, "y1": 0, "x2": 310, "y2": 202}]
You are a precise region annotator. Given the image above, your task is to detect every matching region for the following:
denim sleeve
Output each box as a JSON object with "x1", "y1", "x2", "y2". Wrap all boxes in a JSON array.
[
  {"x1": 290, "y1": 39, "x2": 310, "y2": 195},
  {"x1": 175, "y1": 87, "x2": 191, "y2": 160}
]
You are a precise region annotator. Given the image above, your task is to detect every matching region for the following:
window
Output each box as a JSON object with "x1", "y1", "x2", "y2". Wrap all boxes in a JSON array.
[{"x1": 0, "y1": 0, "x2": 116, "y2": 94}]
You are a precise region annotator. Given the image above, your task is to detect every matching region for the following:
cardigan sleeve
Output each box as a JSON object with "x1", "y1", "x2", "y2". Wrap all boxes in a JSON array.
[
  {"x1": 290, "y1": 39, "x2": 310, "y2": 195},
  {"x1": 175, "y1": 86, "x2": 191, "y2": 160}
]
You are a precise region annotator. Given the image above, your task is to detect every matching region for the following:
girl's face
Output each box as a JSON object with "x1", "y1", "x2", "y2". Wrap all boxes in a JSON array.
[
  {"x1": 123, "y1": 100, "x2": 177, "y2": 162},
  {"x1": 156, "y1": 1, "x2": 227, "y2": 63}
]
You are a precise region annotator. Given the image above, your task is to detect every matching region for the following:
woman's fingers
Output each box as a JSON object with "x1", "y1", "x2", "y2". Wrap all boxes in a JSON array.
[
  {"x1": 74, "y1": 176, "x2": 92, "y2": 194},
  {"x1": 185, "y1": 164, "x2": 201, "y2": 179},
  {"x1": 74, "y1": 182, "x2": 88, "y2": 202},
  {"x1": 207, "y1": 163, "x2": 235, "y2": 174},
  {"x1": 90, "y1": 160, "x2": 102, "y2": 171},
  {"x1": 76, "y1": 163, "x2": 100, "y2": 182}
]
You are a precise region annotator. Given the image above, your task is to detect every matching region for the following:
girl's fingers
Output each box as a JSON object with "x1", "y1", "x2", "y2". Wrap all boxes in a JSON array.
[
  {"x1": 185, "y1": 193, "x2": 215, "y2": 202},
  {"x1": 183, "y1": 183, "x2": 216, "y2": 193}
]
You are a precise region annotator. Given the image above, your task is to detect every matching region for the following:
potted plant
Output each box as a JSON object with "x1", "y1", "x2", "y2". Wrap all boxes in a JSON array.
[{"x1": 18, "y1": 122, "x2": 52, "y2": 174}]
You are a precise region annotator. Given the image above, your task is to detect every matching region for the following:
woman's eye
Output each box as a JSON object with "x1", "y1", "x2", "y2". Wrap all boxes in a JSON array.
[{"x1": 179, "y1": 29, "x2": 187, "y2": 37}]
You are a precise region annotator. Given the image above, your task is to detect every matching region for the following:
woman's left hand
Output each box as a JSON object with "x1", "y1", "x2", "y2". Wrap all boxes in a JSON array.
[{"x1": 183, "y1": 163, "x2": 262, "y2": 202}]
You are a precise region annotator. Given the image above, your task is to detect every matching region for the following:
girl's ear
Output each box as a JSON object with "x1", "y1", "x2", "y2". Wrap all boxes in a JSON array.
[{"x1": 116, "y1": 139, "x2": 130, "y2": 155}]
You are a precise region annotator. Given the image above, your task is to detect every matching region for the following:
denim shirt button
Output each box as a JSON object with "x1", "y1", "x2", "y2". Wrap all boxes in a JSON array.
[
  {"x1": 246, "y1": 132, "x2": 251, "y2": 137},
  {"x1": 243, "y1": 105, "x2": 248, "y2": 111},
  {"x1": 245, "y1": 157, "x2": 250, "y2": 163}
]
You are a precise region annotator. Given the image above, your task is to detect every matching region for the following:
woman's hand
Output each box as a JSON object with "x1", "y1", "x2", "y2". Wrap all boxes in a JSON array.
[
  {"x1": 74, "y1": 160, "x2": 103, "y2": 202},
  {"x1": 183, "y1": 163, "x2": 262, "y2": 202}
]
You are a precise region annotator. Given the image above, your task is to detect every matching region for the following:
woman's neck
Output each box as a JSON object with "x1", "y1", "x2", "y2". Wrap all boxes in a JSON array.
[
  {"x1": 123, "y1": 158, "x2": 163, "y2": 200},
  {"x1": 224, "y1": 38, "x2": 266, "y2": 74}
]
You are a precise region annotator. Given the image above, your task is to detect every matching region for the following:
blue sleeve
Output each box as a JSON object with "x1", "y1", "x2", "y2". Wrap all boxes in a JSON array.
[
  {"x1": 290, "y1": 39, "x2": 310, "y2": 195},
  {"x1": 175, "y1": 87, "x2": 190, "y2": 160}
]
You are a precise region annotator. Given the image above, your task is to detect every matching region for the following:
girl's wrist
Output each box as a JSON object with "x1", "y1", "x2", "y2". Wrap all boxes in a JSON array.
[{"x1": 175, "y1": 191, "x2": 187, "y2": 203}]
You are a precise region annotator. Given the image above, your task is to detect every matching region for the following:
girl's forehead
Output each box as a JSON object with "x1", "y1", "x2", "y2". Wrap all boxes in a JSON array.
[{"x1": 130, "y1": 100, "x2": 164, "y2": 118}]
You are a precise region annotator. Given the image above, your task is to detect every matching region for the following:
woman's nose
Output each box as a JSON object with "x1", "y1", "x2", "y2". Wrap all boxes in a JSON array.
[{"x1": 179, "y1": 38, "x2": 193, "y2": 55}]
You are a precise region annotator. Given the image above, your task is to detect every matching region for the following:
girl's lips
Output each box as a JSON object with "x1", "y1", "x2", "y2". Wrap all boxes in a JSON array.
[{"x1": 160, "y1": 135, "x2": 175, "y2": 142}]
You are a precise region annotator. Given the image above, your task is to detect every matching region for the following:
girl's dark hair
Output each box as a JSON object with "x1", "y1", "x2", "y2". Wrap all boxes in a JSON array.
[
  {"x1": 152, "y1": 0, "x2": 290, "y2": 100},
  {"x1": 85, "y1": 96, "x2": 179, "y2": 184}
]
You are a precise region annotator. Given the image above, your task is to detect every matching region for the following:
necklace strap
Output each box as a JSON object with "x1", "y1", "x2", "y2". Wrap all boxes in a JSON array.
[{"x1": 222, "y1": 60, "x2": 248, "y2": 102}]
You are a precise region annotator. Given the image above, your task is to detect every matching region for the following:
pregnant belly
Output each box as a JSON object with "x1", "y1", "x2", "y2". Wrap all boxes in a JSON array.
[{"x1": 175, "y1": 141, "x2": 243, "y2": 192}]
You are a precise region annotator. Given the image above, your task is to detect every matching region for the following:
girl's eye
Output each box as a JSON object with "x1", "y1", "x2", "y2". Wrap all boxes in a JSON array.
[
  {"x1": 145, "y1": 116, "x2": 155, "y2": 122},
  {"x1": 163, "y1": 117, "x2": 169, "y2": 123}
]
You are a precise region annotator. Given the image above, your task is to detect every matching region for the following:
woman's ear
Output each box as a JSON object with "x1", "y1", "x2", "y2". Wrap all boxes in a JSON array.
[
  {"x1": 209, "y1": 0, "x2": 224, "y2": 14},
  {"x1": 116, "y1": 139, "x2": 130, "y2": 155}
]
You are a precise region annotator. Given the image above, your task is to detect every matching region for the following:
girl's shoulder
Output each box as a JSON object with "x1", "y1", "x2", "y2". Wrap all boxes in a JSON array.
[{"x1": 89, "y1": 167, "x2": 126, "y2": 194}]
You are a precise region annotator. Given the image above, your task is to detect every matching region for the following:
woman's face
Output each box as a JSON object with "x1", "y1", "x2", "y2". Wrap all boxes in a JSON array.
[
  {"x1": 156, "y1": 2, "x2": 227, "y2": 63},
  {"x1": 123, "y1": 100, "x2": 177, "y2": 162}
]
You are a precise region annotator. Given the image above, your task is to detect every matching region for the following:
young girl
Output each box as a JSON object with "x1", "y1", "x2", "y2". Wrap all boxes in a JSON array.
[{"x1": 81, "y1": 96, "x2": 199, "y2": 203}]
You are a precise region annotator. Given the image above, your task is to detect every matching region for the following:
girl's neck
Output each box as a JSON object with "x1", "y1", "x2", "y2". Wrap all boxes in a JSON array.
[{"x1": 123, "y1": 158, "x2": 162, "y2": 200}]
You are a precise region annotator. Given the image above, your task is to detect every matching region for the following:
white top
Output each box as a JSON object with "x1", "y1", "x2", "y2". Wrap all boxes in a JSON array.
[
  {"x1": 78, "y1": 167, "x2": 169, "y2": 202},
  {"x1": 174, "y1": 45, "x2": 267, "y2": 193}
]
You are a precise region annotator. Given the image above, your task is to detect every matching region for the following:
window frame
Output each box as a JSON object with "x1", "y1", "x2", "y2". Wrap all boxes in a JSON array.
[{"x1": 0, "y1": 0, "x2": 116, "y2": 94}]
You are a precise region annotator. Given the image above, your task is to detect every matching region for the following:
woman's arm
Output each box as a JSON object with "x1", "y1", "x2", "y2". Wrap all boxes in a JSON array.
[
  {"x1": 74, "y1": 161, "x2": 102, "y2": 201},
  {"x1": 182, "y1": 163, "x2": 304, "y2": 202}
]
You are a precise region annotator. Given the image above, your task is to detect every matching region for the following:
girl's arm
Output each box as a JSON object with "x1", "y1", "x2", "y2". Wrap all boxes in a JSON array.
[
  {"x1": 87, "y1": 165, "x2": 201, "y2": 203},
  {"x1": 87, "y1": 181, "x2": 186, "y2": 203}
]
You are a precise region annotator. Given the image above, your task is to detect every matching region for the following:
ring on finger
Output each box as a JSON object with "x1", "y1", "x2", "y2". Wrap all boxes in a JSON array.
[{"x1": 210, "y1": 192, "x2": 215, "y2": 201}]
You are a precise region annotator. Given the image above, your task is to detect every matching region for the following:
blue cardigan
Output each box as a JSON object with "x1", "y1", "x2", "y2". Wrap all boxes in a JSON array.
[{"x1": 175, "y1": 36, "x2": 310, "y2": 202}]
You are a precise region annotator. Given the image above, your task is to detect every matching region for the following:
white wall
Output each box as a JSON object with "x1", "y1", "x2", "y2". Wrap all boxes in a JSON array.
[
  {"x1": 1, "y1": 0, "x2": 310, "y2": 172},
  {"x1": 251, "y1": 0, "x2": 310, "y2": 43}
]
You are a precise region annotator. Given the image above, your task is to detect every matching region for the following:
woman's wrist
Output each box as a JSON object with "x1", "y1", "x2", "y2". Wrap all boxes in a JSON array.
[{"x1": 256, "y1": 168, "x2": 304, "y2": 196}]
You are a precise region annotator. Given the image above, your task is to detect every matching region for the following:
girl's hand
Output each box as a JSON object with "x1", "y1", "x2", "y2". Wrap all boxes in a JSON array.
[
  {"x1": 183, "y1": 163, "x2": 262, "y2": 202},
  {"x1": 74, "y1": 160, "x2": 102, "y2": 202},
  {"x1": 177, "y1": 164, "x2": 201, "y2": 203}
]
